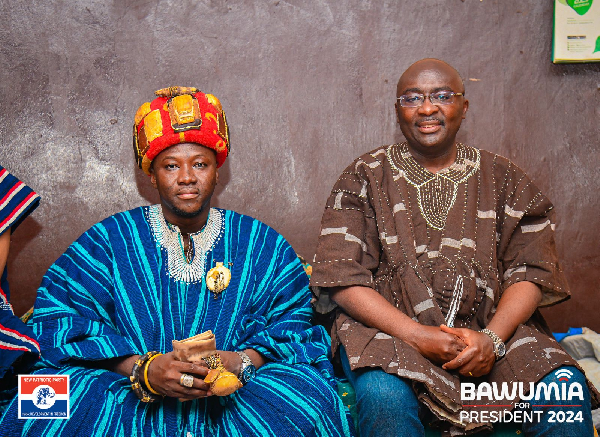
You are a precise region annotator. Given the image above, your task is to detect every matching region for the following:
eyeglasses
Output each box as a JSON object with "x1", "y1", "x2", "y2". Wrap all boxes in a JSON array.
[{"x1": 397, "y1": 91, "x2": 464, "y2": 108}]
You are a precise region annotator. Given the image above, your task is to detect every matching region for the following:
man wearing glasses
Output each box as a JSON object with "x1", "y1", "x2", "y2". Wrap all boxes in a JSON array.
[{"x1": 311, "y1": 58, "x2": 597, "y2": 436}]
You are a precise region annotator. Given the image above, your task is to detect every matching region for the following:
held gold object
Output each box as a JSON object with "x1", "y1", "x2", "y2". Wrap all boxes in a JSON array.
[
  {"x1": 206, "y1": 262, "x2": 231, "y2": 298},
  {"x1": 203, "y1": 354, "x2": 242, "y2": 396},
  {"x1": 172, "y1": 332, "x2": 242, "y2": 396},
  {"x1": 204, "y1": 368, "x2": 242, "y2": 396}
]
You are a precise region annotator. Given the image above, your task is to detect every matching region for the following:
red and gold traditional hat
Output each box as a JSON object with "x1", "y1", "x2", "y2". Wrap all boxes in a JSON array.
[{"x1": 133, "y1": 86, "x2": 230, "y2": 174}]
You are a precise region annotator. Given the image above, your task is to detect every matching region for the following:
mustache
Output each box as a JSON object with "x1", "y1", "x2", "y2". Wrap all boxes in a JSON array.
[{"x1": 416, "y1": 117, "x2": 445, "y2": 126}]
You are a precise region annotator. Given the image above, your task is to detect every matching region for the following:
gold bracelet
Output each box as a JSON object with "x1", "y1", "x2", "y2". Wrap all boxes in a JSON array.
[
  {"x1": 204, "y1": 353, "x2": 224, "y2": 370},
  {"x1": 143, "y1": 352, "x2": 163, "y2": 395}
]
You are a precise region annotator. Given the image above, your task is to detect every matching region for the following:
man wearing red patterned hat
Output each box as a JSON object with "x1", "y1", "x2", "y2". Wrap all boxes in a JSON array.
[{"x1": 0, "y1": 87, "x2": 352, "y2": 436}]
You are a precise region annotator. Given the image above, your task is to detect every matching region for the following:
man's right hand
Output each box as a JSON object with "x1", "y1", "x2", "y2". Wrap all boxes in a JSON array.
[
  {"x1": 405, "y1": 325, "x2": 467, "y2": 364},
  {"x1": 331, "y1": 285, "x2": 467, "y2": 364},
  {"x1": 147, "y1": 352, "x2": 212, "y2": 401}
]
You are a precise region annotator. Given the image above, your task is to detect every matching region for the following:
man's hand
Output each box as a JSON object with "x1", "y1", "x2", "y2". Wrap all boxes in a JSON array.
[
  {"x1": 218, "y1": 349, "x2": 265, "y2": 376},
  {"x1": 218, "y1": 351, "x2": 243, "y2": 376},
  {"x1": 330, "y1": 286, "x2": 469, "y2": 364},
  {"x1": 439, "y1": 281, "x2": 544, "y2": 378},
  {"x1": 405, "y1": 325, "x2": 467, "y2": 364},
  {"x1": 440, "y1": 325, "x2": 495, "y2": 377},
  {"x1": 147, "y1": 352, "x2": 212, "y2": 401}
]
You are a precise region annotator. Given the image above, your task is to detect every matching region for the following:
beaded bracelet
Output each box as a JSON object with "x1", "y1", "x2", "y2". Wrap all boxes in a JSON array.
[
  {"x1": 130, "y1": 351, "x2": 162, "y2": 403},
  {"x1": 143, "y1": 352, "x2": 163, "y2": 395}
]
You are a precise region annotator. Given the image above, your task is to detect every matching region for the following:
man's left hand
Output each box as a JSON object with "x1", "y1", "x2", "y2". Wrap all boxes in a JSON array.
[
  {"x1": 439, "y1": 325, "x2": 495, "y2": 377},
  {"x1": 218, "y1": 351, "x2": 243, "y2": 376}
]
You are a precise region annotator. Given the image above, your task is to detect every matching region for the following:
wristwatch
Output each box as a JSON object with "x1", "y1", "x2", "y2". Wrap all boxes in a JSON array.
[
  {"x1": 236, "y1": 351, "x2": 256, "y2": 385},
  {"x1": 480, "y1": 328, "x2": 506, "y2": 360}
]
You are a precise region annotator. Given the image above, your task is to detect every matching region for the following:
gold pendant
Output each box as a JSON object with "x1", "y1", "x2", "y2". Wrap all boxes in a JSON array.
[{"x1": 206, "y1": 262, "x2": 231, "y2": 298}]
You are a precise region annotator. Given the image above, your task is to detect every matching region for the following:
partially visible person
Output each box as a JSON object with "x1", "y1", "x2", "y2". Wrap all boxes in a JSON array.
[
  {"x1": 0, "y1": 87, "x2": 352, "y2": 436},
  {"x1": 311, "y1": 59, "x2": 598, "y2": 436},
  {"x1": 0, "y1": 165, "x2": 41, "y2": 411}
]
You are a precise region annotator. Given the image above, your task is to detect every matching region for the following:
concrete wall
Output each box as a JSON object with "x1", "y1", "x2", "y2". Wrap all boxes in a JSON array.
[{"x1": 2, "y1": 0, "x2": 599, "y2": 331}]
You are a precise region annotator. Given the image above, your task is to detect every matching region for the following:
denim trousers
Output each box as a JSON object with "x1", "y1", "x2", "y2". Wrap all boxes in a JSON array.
[{"x1": 340, "y1": 346, "x2": 594, "y2": 436}]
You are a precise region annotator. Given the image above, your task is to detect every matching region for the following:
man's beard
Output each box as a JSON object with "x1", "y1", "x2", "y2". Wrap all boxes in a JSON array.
[{"x1": 171, "y1": 204, "x2": 204, "y2": 218}]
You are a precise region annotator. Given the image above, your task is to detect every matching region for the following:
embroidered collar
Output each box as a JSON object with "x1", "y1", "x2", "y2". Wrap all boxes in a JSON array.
[{"x1": 387, "y1": 143, "x2": 480, "y2": 230}]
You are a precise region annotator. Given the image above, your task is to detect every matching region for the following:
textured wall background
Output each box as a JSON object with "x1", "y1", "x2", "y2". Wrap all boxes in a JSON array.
[{"x1": 1, "y1": 0, "x2": 599, "y2": 331}]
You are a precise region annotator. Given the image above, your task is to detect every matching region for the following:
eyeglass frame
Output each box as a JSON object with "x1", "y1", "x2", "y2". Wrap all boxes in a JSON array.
[{"x1": 396, "y1": 91, "x2": 465, "y2": 108}]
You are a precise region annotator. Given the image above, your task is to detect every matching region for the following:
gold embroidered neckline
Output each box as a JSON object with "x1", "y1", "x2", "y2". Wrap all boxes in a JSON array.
[{"x1": 387, "y1": 143, "x2": 480, "y2": 230}]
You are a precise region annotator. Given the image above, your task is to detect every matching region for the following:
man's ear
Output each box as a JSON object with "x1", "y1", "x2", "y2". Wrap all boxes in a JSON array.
[
  {"x1": 216, "y1": 170, "x2": 219, "y2": 185},
  {"x1": 149, "y1": 168, "x2": 157, "y2": 189},
  {"x1": 462, "y1": 99, "x2": 469, "y2": 119},
  {"x1": 395, "y1": 102, "x2": 401, "y2": 124}
]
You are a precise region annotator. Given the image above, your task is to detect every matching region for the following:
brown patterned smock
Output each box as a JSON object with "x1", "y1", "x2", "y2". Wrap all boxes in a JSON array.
[{"x1": 311, "y1": 143, "x2": 599, "y2": 434}]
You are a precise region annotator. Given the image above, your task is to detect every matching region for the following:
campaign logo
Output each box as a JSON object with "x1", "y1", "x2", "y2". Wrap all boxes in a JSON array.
[
  {"x1": 18, "y1": 375, "x2": 70, "y2": 419},
  {"x1": 556, "y1": 368, "x2": 573, "y2": 382},
  {"x1": 459, "y1": 369, "x2": 585, "y2": 425}
]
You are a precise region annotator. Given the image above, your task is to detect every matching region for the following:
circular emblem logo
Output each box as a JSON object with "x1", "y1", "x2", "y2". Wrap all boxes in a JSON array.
[{"x1": 33, "y1": 385, "x2": 56, "y2": 409}]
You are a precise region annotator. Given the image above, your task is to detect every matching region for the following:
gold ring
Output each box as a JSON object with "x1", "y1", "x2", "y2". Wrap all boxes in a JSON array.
[
  {"x1": 468, "y1": 372, "x2": 473, "y2": 377},
  {"x1": 180, "y1": 373, "x2": 194, "y2": 388}
]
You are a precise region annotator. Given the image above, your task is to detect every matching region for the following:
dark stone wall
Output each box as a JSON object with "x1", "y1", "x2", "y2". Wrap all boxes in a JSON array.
[{"x1": 2, "y1": 0, "x2": 599, "y2": 331}]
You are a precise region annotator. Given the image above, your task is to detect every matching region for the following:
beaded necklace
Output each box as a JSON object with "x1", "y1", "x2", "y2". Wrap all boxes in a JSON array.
[
  {"x1": 169, "y1": 221, "x2": 203, "y2": 264},
  {"x1": 147, "y1": 205, "x2": 224, "y2": 283},
  {"x1": 387, "y1": 143, "x2": 480, "y2": 230}
]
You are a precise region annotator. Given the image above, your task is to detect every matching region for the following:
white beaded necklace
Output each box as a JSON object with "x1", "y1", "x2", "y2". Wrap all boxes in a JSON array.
[{"x1": 147, "y1": 205, "x2": 224, "y2": 283}]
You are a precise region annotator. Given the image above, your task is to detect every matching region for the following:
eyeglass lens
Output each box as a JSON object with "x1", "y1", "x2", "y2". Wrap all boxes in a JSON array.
[{"x1": 399, "y1": 91, "x2": 459, "y2": 107}]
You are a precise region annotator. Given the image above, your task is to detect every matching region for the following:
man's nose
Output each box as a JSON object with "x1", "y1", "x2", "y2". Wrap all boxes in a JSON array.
[
  {"x1": 418, "y1": 97, "x2": 439, "y2": 116},
  {"x1": 179, "y1": 165, "x2": 197, "y2": 183}
]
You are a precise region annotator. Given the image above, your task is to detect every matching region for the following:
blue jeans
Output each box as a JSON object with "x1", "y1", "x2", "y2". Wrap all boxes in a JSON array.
[
  {"x1": 340, "y1": 346, "x2": 424, "y2": 437},
  {"x1": 340, "y1": 346, "x2": 594, "y2": 436}
]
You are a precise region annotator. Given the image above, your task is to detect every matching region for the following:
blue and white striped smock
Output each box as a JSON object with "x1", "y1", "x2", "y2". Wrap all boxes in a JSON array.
[
  {"x1": 0, "y1": 206, "x2": 352, "y2": 436},
  {"x1": 0, "y1": 165, "x2": 40, "y2": 378}
]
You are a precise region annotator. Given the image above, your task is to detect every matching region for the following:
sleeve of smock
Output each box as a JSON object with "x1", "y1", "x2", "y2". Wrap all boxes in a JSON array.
[
  {"x1": 0, "y1": 165, "x2": 40, "y2": 237},
  {"x1": 496, "y1": 161, "x2": 569, "y2": 307},
  {"x1": 0, "y1": 166, "x2": 41, "y2": 375},
  {"x1": 235, "y1": 225, "x2": 337, "y2": 384},
  {"x1": 309, "y1": 159, "x2": 382, "y2": 301},
  {"x1": 30, "y1": 223, "x2": 138, "y2": 368}
]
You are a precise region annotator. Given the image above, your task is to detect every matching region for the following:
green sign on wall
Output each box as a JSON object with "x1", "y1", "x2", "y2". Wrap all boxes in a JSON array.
[{"x1": 553, "y1": 0, "x2": 600, "y2": 62}]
